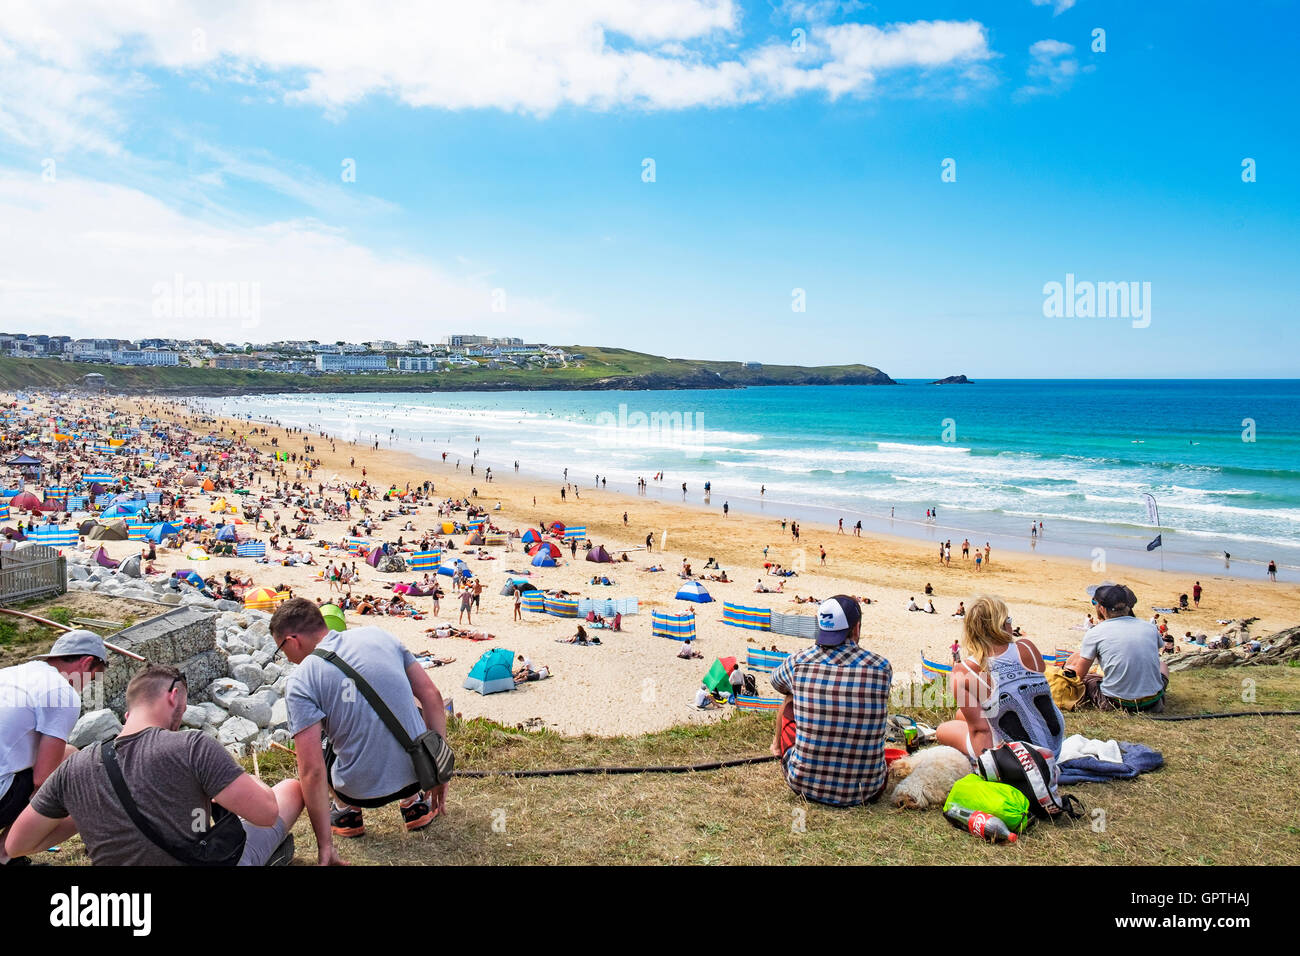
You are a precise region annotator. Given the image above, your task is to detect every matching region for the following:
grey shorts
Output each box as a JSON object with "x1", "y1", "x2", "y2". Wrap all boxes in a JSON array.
[{"x1": 237, "y1": 817, "x2": 288, "y2": 867}]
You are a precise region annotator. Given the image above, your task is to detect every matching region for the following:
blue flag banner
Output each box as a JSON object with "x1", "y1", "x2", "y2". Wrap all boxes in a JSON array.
[{"x1": 1147, "y1": 534, "x2": 1162, "y2": 551}]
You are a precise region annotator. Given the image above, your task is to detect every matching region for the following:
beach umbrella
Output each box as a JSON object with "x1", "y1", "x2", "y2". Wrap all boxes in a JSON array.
[
  {"x1": 244, "y1": 587, "x2": 287, "y2": 611},
  {"x1": 676, "y1": 581, "x2": 714, "y2": 603},
  {"x1": 146, "y1": 522, "x2": 180, "y2": 543},
  {"x1": 528, "y1": 541, "x2": 561, "y2": 558},
  {"x1": 320, "y1": 604, "x2": 346, "y2": 632}
]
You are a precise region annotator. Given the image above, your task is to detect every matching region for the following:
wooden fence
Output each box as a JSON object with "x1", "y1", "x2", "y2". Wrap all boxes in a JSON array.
[{"x1": 0, "y1": 543, "x2": 68, "y2": 604}]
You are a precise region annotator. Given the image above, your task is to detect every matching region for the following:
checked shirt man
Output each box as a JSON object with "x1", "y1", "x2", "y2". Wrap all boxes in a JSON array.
[{"x1": 769, "y1": 595, "x2": 892, "y2": 806}]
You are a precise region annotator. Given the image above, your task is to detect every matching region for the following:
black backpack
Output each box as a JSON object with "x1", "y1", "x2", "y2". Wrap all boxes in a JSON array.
[{"x1": 976, "y1": 741, "x2": 1084, "y2": 821}]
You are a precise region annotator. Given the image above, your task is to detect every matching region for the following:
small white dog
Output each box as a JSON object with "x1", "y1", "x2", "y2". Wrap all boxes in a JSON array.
[{"x1": 885, "y1": 745, "x2": 973, "y2": 809}]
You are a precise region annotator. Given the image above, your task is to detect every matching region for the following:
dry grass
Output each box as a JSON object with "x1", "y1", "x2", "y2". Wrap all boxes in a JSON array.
[
  {"x1": 0, "y1": 592, "x2": 162, "y2": 667},
  {"x1": 34, "y1": 665, "x2": 1300, "y2": 867}
]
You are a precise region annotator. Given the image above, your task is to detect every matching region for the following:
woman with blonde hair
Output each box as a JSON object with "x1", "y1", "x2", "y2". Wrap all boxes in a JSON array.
[{"x1": 936, "y1": 595, "x2": 1065, "y2": 761}]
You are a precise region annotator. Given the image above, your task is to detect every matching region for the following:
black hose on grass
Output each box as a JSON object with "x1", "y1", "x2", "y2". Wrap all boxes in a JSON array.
[
  {"x1": 454, "y1": 753, "x2": 778, "y2": 778},
  {"x1": 1143, "y1": 710, "x2": 1300, "y2": 722},
  {"x1": 451, "y1": 711, "x2": 1300, "y2": 777}
]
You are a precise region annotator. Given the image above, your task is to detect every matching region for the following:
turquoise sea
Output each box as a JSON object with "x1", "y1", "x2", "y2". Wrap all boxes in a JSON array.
[{"x1": 204, "y1": 380, "x2": 1300, "y2": 579}]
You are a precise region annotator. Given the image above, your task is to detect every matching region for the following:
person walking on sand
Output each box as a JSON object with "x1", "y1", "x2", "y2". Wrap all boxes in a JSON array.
[
  {"x1": 838, "y1": 518, "x2": 843, "y2": 534},
  {"x1": 819, "y1": 545, "x2": 826, "y2": 566},
  {"x1": 1193, "y1": 581, "x2": 1202, "y2": 607},
  {"x1": 1267, "y1": 560, "x2": 1278, "y2": 582},
  {"x1": 646, "y1": 533, "x2": 653, "y2": 553}
]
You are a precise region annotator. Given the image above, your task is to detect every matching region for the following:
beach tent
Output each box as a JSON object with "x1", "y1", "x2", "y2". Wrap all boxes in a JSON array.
[
  {"x1": 201, "y1": 479, "x2": 215, "y2": 492},
  {"x1": 466, "y1": 531, "x2": 485, "y2": 546},
  {"x1": 528, "y1": 541, "x2": 561, "y2": 558},
  {"x1": 182, "y1": 474, "x2": 200, "y2": 487},
  {"x1": 366, "y1": 545, "x2": 386, "y2": 568},
  {"x1": 585, "y1": 545, "x2": 613, "y2": 563},
  {"x1": 174, "y1": 570, "x2": 206, "y2": 589},
  {"x1": 549, "y1": 522, "x2": 566, "y2": 537},
  {"x1": 499, "y1": 578, "x2": 537, "y2": 596},
  {"x1": 440, "y1": 521, "x2": 455, "y2": 535},
  {"x1": 531, "y1": 553, "x2": 557, "y2": 568},
  {"x1": 77, "y1": 519, "x2": 99, "y2": 535},
  {"x1": 702, "y1": 657, "x2": 738, "y2": 697},
  {"x1": 118, "y1": 553, "x2": 142, "y2": 578},
  {"x1": 675, "y1": 581, "x2": 714, "y2": 603},
  {"x1": 520, "y1": 529, "x2": 542, "y2": 545},
  {"x1": 8, "y1": 491, "x2": 43, "y2": 512},
  {"x1": 187, "y1": 547, "x2": 210, "y2": 561},
  {"x1": 463, "y1": 647, "x2": 517, "y2": 696},
  {"x1": 320, "y1": 604, "x2": 346, "y2": 632},
  {"x1": 92, "y1": 546, "x2": 119, "y2": 569},
  {"x1": 146, "y1": 522, "x2": 180, "y2": 543},
  {"x1": 215, "y1": 525, "x2": 238, "y2": 542},
  {"x1": 89, "y1": 520, "x2": 128, "y2": 541}
]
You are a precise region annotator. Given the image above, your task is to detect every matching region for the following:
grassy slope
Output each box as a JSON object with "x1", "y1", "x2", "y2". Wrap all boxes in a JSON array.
[
  {"x1": 39, "y1": 664, "x2": 1300, "y2": 866},
  {"x1": 0, "y1": 351, "x2": 890, "y2": 393}
]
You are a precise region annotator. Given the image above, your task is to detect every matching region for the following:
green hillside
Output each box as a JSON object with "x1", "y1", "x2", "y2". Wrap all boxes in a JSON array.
[{"x1": 0, "y1": 350, "x2": 894, "y2": 394}]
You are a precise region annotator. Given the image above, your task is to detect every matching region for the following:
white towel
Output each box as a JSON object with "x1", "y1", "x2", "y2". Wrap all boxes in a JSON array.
[{"x1": 1059, "y1": 733, "x2": 1124, "y2": 764}]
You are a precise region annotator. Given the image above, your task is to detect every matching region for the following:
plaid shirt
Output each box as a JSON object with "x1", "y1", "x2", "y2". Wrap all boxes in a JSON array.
[{"x1": 770, "y1": 642, "x2": 892, "y2": 807}]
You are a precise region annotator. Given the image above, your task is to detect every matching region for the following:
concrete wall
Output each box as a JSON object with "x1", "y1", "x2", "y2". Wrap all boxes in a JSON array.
[{"x1": 82, "y1": 605, "x2": 228, "y2": 716}]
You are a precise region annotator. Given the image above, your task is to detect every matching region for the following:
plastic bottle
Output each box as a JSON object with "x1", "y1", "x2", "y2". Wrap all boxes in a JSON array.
[{"x1": 944, "y1": 804, "x2": 1017, "y2": 844}]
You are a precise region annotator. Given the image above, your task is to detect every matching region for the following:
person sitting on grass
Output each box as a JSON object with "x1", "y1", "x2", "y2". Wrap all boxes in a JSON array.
[
  {"x1": 5, "y1": 663, "x2": 302, "y2": 866},
  {"x1": 271, "y1": 597, "x2": 448, "y2": 864},
  {"x1": 769, "y1": 597, "x2": 892, "y2": 806},
  {"x1": 1066, "y1": 583, "x2": 1168, "y2": 713},
  {"x1": 936, "y1": 596, "x2": 1065, "y2": 761}
]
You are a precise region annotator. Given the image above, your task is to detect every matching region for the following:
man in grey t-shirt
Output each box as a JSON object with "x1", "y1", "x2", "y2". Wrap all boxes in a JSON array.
[
  {"x1": 273, "y1": 598, "x2": 448, "y2": 867},
  {"x1": 1069, "y1": 583, "x2": 1168, "y2": 711},
  {"x1": 5, "y1": 664, "x2": 301, "y2": 866}
]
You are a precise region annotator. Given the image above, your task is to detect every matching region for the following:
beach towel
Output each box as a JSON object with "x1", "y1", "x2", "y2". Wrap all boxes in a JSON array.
[
  {"x1": 1059, "y1": 734, "x2": 1123, "y2": 764},
  {"x1": 1057, "y1": 742, "x2": 1163, "y2": 785}
]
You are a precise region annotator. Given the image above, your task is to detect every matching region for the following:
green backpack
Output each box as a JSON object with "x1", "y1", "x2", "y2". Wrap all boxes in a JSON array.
[{"x1": 944, "y1": 774, "x2": 1032, "y2": 834}]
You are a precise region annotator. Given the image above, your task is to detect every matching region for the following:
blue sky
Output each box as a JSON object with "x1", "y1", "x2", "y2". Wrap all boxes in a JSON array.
[{"x1": 0, "y1": 0, "x2": 1296, "y2": 378}]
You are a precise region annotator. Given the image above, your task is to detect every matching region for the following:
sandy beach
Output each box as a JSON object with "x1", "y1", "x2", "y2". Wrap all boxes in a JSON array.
[{"x1": 11, "y1": 391, "x2": 1299, "y2": 737}]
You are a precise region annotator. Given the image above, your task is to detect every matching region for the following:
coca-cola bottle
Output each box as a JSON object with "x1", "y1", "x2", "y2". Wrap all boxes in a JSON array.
[{"x1": 944, "y1": 804, "x2": 1017, "y2": 844}]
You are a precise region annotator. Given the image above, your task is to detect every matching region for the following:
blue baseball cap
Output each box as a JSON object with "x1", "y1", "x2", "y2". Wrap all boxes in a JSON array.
[{"x1": 817, "y1": 595, "x2": 861, "y2": 646}]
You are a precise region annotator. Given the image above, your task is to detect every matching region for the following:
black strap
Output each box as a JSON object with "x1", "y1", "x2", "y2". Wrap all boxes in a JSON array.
[
  {"x1": 100, "y1": 739, "x2": 197, "y2": 865},
  {"x1": 312, "y1": 649, "x2": 415, "y2": 750}
]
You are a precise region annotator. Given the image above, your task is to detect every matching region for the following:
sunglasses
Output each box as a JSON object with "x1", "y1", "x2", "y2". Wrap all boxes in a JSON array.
[{"x1": 168, "y1": 673, "x2": 187, "y2": 694}]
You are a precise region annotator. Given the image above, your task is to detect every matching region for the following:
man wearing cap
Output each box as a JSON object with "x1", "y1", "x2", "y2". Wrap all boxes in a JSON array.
[
  {"x1": 1067, "y1": 584, "x2": 1168, "y2": 711},
  {"x1": 768, "y1": 596, "x2": 892, "y2": 806},
  {"x1": 0, "y1": 630, "x2": 106, "y2": 865}
]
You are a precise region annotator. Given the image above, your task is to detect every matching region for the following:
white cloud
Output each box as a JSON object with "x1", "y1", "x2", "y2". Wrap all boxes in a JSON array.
[
  {"x1": 1017, "y1": 38, "x2": 1080, "y2": 99},
  {"x1": 1029, "y1": 0, "x2": 1077, "y2": 14},
  {"x1": 0, "y1": 1, "x2": 991, "y2": 121},
  {"x1": 0, "y1": 170, "x2": 585, "y2": 343}
]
